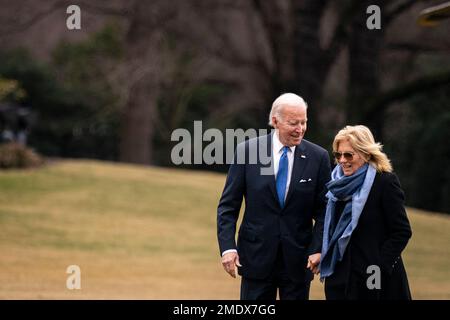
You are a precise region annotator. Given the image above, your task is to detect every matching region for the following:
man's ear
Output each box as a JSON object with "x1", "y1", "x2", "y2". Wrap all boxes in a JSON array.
[{"x1": 272, "y1": 116, "x2": 278, "y2": 128}]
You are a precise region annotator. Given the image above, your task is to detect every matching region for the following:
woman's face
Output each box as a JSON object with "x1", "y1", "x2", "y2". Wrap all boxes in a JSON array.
[{"x1": 335, "y1": 140, "x2": 366, "y2": 176}]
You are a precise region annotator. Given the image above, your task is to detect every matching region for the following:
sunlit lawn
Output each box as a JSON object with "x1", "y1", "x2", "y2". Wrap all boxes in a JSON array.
[{"x1": 0, "y1": 160, "x2": 449, "y2": 299}]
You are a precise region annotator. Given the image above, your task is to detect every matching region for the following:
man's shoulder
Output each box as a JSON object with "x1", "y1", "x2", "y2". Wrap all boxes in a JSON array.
[
  {"x1": 237, "y1": 133, "x2": 271, "y2": 148},
  {"x1": 236, "y1": 135, "x2": 328, "y2": 156},
  {"x1": 301, "y1": 139, "x2": 328, "y2": 155}
]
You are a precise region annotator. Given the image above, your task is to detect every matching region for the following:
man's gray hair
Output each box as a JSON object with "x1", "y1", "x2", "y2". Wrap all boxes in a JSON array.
[{"x1": 268, "y1": 93, "x2": 308, "y2": 127}]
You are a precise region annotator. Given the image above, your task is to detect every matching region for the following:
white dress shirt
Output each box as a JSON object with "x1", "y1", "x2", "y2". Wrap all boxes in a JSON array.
[
  {"x1": 222, "y1": 131, "x2": 296, "y2": 256},
  {"x1": 272, "y1": 130, "x2": 296, "y2": 198}
]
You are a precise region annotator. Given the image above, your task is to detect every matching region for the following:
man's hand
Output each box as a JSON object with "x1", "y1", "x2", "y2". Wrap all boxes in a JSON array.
[
  {"x1": 307, "y1": 253, "x2": 321, "y2": 275},
  {"x1": 221, "y1": 252, "x2": 242, "y2": 278}
]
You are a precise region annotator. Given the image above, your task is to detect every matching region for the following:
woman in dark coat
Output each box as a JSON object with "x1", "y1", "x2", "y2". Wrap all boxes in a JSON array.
[{"x1": 317, "y1": 125, "x2": 412, "y2": 300}]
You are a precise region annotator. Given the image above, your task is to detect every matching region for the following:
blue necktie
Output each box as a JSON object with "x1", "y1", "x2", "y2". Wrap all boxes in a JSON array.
[{"x1": 276, "y1": 146, "x2": 289, "y2": 208}]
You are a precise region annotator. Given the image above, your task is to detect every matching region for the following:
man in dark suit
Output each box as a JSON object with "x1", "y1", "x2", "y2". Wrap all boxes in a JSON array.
[{"x1": 217, "y1": 93, "x2": 331, "y2": 300}]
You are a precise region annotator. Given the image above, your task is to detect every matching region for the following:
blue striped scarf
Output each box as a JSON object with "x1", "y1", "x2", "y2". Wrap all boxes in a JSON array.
[{"x1": 320, "y1": 163, "x2": 376, "y2": 280}]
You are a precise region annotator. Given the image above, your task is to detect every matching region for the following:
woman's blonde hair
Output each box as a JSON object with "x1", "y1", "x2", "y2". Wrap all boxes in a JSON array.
[{"x1": 333, "y1": 125, "x2": 392, "y2": 173}]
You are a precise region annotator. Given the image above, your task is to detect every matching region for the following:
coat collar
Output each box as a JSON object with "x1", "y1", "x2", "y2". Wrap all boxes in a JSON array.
[
  {"x1": 284, "y1": 140, "x2": 308, "y2": 206},
  {"x1": 267, "y1": 132, "x2": 309, "y2": 209}
]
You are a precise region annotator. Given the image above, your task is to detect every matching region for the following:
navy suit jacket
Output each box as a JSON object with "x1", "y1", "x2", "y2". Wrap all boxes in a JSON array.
[{"x1": 217, "y1": 133, "x2": 331, "y2": 282}]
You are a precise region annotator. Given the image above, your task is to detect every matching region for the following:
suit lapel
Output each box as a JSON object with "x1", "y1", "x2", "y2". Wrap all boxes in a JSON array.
[
  {"x1": 284, "y1": 141, "x2": 308, "y2": 206},
  {"x1": 265, "y1": 133, "x2": 279, "y2": 203}
]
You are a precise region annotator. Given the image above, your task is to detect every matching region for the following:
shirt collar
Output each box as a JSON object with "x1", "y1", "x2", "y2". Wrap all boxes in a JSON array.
[{"x1": 274, "y1": 130, "x2": 296, "y2": 154}]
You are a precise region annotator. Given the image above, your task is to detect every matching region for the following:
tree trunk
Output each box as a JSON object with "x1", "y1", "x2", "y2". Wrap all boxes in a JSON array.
[
  {"x1": 119, "y1": 1, "x2": 165, "y2": 164},
  {"x1": 347, "y1": 1, "x2": 385, "y2": 139},
  {"x1": 119, "y1": 79, "x2": 159, "y2": 164},
  {"x1": 291, "y1": 0, "x2": 330, "y2": 141}
]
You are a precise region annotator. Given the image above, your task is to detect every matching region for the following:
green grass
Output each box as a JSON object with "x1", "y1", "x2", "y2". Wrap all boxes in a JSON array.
[{"x1": 0, "y1": 159, "x2": 449, "y2": 299}]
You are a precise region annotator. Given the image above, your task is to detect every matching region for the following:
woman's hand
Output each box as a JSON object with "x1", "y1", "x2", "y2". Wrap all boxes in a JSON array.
[{"x1": 307, "y1": 253, "x2": 321, "y2": 275}]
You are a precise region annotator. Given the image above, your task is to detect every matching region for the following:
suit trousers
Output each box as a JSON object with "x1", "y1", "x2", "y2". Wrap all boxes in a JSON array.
[{"x1": 240, "y1": 245, "x2": 311, "y2": 300}]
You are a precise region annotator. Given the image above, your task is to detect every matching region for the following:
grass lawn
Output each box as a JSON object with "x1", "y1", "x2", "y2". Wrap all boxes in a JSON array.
[{"x1": 0, "y1": 160, "x2": 449, "y2": 299}]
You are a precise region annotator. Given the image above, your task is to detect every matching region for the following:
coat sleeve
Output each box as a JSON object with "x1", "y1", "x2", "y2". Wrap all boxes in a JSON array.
[
  {"x1": 308, "y1": 150, "x2": 331, "y2": 255},
  {"x1": 217, "y1": 143, "x2": 246, "y2": 255},
  {"x1": 380, "y1": 173, "x2": 412, "y2": 275}
]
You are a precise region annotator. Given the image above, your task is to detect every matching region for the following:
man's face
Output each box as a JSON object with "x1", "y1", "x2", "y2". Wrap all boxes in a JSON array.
[{"x1": 272, "y1": 105, "x2": 307, "y2": 147}]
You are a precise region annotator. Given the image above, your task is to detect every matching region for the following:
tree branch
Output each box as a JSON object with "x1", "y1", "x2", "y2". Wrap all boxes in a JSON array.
[
  {"x1": 365, "y1": 70, "x2": 450, "y2": 120},
  {"x1": 74, "y1": 1, "x2": 131, "y2": 17},
  {"x1": 0, "y1": 1, "x2": 62, "y2": 36},
  {"x1": 386, "y1": 41, "x2": 450, "y2": 53},
  {"x1": 323, "y1": 0, "x2": 361, "y2": 69},
  {"x1": 252, "y1": 0, "x2": 288, "y2": 72},
  {"x1": 0, "y1": 0, "x2": 130, "y2": 37},
  {"x1": 385, "y1": 0, "x2": 429, "y2": 25}
]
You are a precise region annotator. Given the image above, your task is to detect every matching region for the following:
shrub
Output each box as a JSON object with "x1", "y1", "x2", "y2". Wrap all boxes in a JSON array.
[{"x1": 0, "y1": 143, "x2": 44, "y2": 169}]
